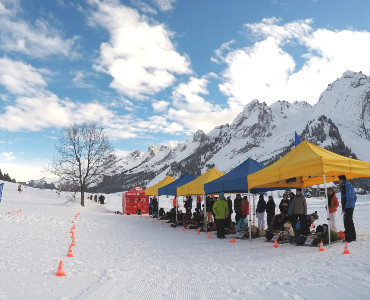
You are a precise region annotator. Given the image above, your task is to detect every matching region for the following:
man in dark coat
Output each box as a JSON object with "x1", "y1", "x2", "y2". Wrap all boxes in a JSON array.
[
  {"x1": 339, "y1": 175, "x2": 357, "y2": 242},
  {"x1": 234, "y1": 194, "x2": 243, "y2": 224}
]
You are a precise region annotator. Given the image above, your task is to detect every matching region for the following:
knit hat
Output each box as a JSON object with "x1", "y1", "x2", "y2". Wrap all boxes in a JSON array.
[{"x1": 219, "y1": 192, "x2": 224, "y2": 197}]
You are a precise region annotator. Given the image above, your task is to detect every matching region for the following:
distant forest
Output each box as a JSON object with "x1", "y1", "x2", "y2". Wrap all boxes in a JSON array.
[{"x1": 0, "y1": 169, "x2": 16, "y2": 183}]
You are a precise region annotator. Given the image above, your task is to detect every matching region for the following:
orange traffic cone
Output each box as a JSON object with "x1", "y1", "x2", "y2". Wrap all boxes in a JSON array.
[
  {"x1": 71, "y1": 232, "x2": 75, "y2": 239},
  {"x1": 152, "y1": 218, "x2": 154, "y2": 222},
  {"x1": 73, "y1": 224, "x2": 76, "y2": 230},
  {"x1": 208, "y1": 232, "x2": 212, "y2": 239},
  {"x1": 319, "y1": 241, "x2": 325, "y2": 252},
  {"x1": 343, "y1": 242, "x2": 350, "y2": 254},
  {"x1": 78, "y1": 212, "x2": 80, "y2": 215},
  {"x1": 161, "y1": 220, "x2": 164, "y2": 225},
  {"x1": 71, "y1": 237, "x2": 76, "y2": 246},
  {"x1": 56, "y1": 261, "x2": 66, "y2": 276},
  {"x1": 70, "y1": 228, "x2": 74, "y2": 233},
  {"x1": 274, "y1": 239, "x2": 278, "y2": 248},
  {"x1": 196, "y1": 229, "x2": 200, "y2": 235},
  {"x1": 182, "y1": 227, "x2": 186, "y2": 231},
  {"x1": 72, "y1": 220, "x2": 75, "y2": 223},
  {"x1": 229, "y1": 238, "x2": 236, "y2": 243},
  {"x1": 67, "y1": 245, "x2": 74, "y2": 257}
]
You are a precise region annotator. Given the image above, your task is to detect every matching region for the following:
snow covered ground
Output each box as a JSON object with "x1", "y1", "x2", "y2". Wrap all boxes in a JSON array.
[{"x1": 1, "y1": 182, "x2": 370, "y2": 300}]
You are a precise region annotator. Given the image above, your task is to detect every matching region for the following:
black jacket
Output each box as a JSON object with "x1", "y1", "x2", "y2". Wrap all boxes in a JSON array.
[{"x1": 266, "y1": 200, "x2": 276, "y2": 215}]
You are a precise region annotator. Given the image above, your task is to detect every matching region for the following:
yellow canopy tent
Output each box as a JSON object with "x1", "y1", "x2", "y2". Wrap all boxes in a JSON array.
[
  {"x1": 247, "y1": 140, "x2": 370, "y2": 246},
  {"x1": 248, "y1": 141, "x2": 370, "y2": 189},
  {"x1": 145, "y1": 176, "x2": 175, "y2": 196},
  {"x1": 177, "y1": 168, "x2": 225, "y2": 196}
]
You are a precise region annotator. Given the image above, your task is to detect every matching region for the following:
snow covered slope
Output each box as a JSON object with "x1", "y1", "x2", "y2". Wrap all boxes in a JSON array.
[{"x1": 1, "y1": 181, "x2": 370, "y2": 299}]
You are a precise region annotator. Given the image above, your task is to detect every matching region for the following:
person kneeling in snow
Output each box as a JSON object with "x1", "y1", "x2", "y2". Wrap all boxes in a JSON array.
[{"x1": 289, "y1": 212, "x2": 319, "y2": 245}]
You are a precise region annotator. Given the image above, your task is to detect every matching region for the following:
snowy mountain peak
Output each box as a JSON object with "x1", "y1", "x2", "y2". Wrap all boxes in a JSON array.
[{"x1": 192, "y1": 130, "x2": 207, "y2": 143}]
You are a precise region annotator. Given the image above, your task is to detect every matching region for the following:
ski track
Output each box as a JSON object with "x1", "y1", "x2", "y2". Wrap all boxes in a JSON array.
[{"x1": 1, "y1": 184, "x2": 370, "y2": 299}]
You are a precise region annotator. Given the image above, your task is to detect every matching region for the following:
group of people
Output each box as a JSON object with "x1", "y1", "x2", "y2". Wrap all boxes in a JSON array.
[
  {"x1": 88, "y1": 194, "x2": 105, "y2": 204},
  {"x1": 150, "y1": 174, "x2": 357, "y2": 243}
]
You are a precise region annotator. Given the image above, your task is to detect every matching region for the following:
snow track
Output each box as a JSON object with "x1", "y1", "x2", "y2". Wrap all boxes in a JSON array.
[{"x1": 1, "y1": 183, "x2": 370, "y2": 299}]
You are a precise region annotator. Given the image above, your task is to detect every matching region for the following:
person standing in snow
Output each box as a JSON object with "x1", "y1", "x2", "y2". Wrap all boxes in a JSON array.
[
  {"x1": 338, "y1": 175, "x2": 357, "y2": 242},
  {"x1": 137, "y1": 198, "x2": 143, "y2": 216},
  {"x1": 226, "y1": 196, "x2": 233, "y2": 227},
  {"x1": 149, "y1": 197, "x2": 153, "y2": 215},
  {"x1": 256, "y1": 194, "x2": 266, "y2": 229},
  {"x1": 212, "y1": 192, "x2": 229, "y2": 239},
  {"x1": 266, "y1": 196, "x2": 276, "y2": 229},
  {"x1": 241, "y1": 196, "x2": 249, "y2": 219},
  {"x1": 326, "y1": 187, "x2": 339, "y2": 232},
  {"x1": 279, "y1": 193, "x2": 290, "y2": 216},
  {"x1": 234, "y1": 194, "x2": 243, "y2": 224},
  {"x1": 292, "y1": 188, "x2": 307, "y2": 229}
]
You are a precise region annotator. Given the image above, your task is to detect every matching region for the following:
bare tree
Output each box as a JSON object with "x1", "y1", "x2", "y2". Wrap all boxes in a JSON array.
[{"x1": 48, "y1": 122, "x2": 119, "y2": 206}]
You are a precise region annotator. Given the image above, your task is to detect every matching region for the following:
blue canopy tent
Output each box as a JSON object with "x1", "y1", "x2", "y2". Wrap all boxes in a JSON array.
[
  {"x1": 204, "y1": 158, "x2": 267, "y2": 194},
  {"x1": 157, "y1": 173, "x2": 196, "y2": 223},
  {"x1": 204, "y1": 158, "x2": 283, "y2": 240},
  {"x1": 158, "y1": 173, "x2": 196, "y2": 196}
]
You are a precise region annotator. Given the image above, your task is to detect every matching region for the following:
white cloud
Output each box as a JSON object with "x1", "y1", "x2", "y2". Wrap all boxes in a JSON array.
[
  {"x1": 172, "y1": 74, "x2": 217, "y2": 113},
  {"x1": 73, "y1": 71, "x2": 93, "y2": 88},
  {"x1": 0, "y1": 151, "x2": 15, "y2": 161},
  {"x1": 151, "y1": 0, "x2": 177, "y2": 11},
  {"x1": 131, "y1": 0, "x2": 157, "y2": 15},
  {"x1": 88, "y1": 0, "x2": 191, "y2": 99},
  {"x1": 167, "y1": 73, "x2": 241, "y2": 133},
  {"x1": 216, "y1": 18, "x2": 370, "y2": 106},
  {"x1": 152, "y1": 100, "x2": 170, "y2": 112},
  {"x1": 0, "y1": 0, "x2": 78, "y2": 58}
]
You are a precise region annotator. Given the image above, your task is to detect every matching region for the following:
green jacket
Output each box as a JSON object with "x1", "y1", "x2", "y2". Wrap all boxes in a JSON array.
[{"x1": 212, "y1": 198, "x2": 229, "y2": 220}]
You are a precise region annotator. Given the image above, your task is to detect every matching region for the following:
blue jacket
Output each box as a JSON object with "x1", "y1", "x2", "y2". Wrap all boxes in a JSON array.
[
  {"x1": 340, "y1": 180, "x2": 357, "y2": 209},
  {"x1": 236, "y1": 217, "x2": 248, "y2": 231}
]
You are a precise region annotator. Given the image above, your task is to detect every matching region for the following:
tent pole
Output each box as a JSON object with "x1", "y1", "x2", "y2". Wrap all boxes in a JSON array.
[
  {"x1": 323, "y1": 173, "x2": 331, "y2": 247},
  {"x1": 157, "y1": 195, "x2": 159, "y2": 222},
  {"x1": 253, "y1": 194, "x2": 256, "y2": 227},
  {"x1": 175, "y1": 197, "x2": 178, "y2": 227},
  {"x1": 248, "y1": 190, "x2": 251, "y2": 241},
  {"x1": 204, "y1": 195, "x2": 207, "y2": 233}
]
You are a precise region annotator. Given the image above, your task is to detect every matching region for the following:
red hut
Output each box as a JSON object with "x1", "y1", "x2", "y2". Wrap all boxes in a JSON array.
[{"x1": 122, "y1": 186, "x2": 148, "y2": 215}]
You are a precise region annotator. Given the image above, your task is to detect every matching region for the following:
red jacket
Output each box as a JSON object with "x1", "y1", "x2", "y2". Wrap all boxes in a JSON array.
[
  {"x1": 328, "y1": 194, "x2": 339, "y2": 213},
  {"x1": 242, "y1": 198, "x2": 249, "y2": 216},
  {"x1": 137, "y1": 201, "x2": 143, "y2": 210}
]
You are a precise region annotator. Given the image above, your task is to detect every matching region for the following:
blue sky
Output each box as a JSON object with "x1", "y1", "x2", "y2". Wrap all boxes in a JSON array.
[{"x1": 1, "y1": 0, "x2": 370, "y2": 181}]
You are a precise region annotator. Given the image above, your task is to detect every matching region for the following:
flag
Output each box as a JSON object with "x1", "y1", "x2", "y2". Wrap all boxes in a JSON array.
[
  {"x1": 294, "y1": 131, "x2": 302, "y2": 147},
  {"x1": 0, "y1": 183, "x2": 3, "y2": 203}
]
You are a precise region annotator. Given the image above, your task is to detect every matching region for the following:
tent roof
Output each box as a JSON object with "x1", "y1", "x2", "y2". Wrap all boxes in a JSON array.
[
  {"x1": 248, "y1": 141, "x2": 370, "y2": 189},
  {"x1": 145, "y1": 176, "x2": 175, "y2": 196},
  {"x1": 158, "y1": 173, "x2": 196, "y2": 196},
  {"x1": 125, "y1": 185, "x2": 145, "y2": 196},
  {"x1": 204, "y1": 158, "x2": 266, "y2": 194},
  {"x1": 176, "y1": 168, "x2": 225, "y2": 196}
]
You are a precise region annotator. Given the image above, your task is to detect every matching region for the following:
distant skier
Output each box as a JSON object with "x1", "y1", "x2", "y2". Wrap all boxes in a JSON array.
[{"x1": 17, "y1": 184, "x2": 22, "y2": 192}]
